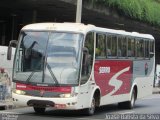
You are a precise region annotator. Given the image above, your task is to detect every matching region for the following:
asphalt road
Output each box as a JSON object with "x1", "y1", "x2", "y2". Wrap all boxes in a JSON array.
[{"x1": 0, "y1": 94, "x2": 160, "y2": 120}]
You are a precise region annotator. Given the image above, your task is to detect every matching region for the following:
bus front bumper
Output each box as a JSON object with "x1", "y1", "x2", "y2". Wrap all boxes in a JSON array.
[{"x1": 12, "y1": 92, "x2": 78, "y2": 110}]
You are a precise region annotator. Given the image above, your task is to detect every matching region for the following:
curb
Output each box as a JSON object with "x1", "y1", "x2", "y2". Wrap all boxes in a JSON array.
[
  {"x1": 152, "y1": 87, "x2": 160, "y2": 94},
  {"x1": 0, "y1": 104, "x2": 15, "y2": 110},
  {"x1": 0, "y1": 101, "x2": 15, "y2": 110}
]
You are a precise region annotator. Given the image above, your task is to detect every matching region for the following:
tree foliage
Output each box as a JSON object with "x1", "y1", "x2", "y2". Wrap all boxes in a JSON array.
[{"x1": 87, "y1": 0, "x2": 160, "y2": 27}]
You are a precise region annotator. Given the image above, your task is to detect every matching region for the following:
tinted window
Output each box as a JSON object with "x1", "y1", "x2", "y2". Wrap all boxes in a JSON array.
[
  {"x1": 107, "y1": 35, "x2": 117, "y2": 57},
  {"x1": 128, "y1": 38, "x2": 135, "y2": 57},
  {"x1": 96, "y1": 34, "x2": 106, "y2": 59},
  {"x1": 118, "y1": 36, "x2": 127, "y2": 57}
]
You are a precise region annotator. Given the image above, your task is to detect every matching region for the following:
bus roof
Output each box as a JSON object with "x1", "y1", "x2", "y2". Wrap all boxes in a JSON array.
[
  {"x1": 22, "y1": 22, "x2": 154, "y2": 40},
  {"x1": 22, "y1": 22, "x2": 95, "y2": 34}
]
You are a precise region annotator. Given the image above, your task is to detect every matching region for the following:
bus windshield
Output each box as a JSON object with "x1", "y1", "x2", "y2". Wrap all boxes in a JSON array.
[{"x1": 13, "y1": 31, "x2": 83, "y2": 86}]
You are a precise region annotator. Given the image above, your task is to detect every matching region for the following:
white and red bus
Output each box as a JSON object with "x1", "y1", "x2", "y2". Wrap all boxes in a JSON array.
[{"x1": 8, "y1": 23, "x2": 155, "y2": 115}]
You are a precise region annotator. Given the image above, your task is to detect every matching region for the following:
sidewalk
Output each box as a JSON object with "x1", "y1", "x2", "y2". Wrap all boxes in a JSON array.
[
  {"x1": 0, "y1": 99, "x2": 15, "y2": 110},
  {"x1": 153, "y1": 87, "x2": 160, "y2": 94}
]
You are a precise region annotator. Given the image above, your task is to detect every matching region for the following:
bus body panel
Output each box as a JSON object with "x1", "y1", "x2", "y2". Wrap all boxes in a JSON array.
[
  {"x1": 94, "y1": 58, "x2": 154, "y2": 106},
  {"x1": 100, "y1": 94, "x2": 130, "y2": 106},
  {"x1": 133, "y1": 58, "x2": 155, "y2": 99},
  {"x1": 94, "y1": 60, "x2": 132, "y2": 105},
  {"x1": 12, "y1": 83, "x2": 99, "y2": 110},
  {"x1": 12, "y1": 92, "x2": 78, "y2": 109},
  {"x1": 76, "y1": 82, "x2": 100, "y2": 109}
]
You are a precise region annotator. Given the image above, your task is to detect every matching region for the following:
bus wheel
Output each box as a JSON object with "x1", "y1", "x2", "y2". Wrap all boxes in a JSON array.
[
  {"x1": 118, "y1": 89, "x2": 136, "y2": 109},
  {"x1": 33, "y1": 107, "x2": 46, "y2": 114},
  {"x1": 84, "y1": 97, "x2": 96, "y2": 115},
  {"x1": 127, "y1": 89, "x2": 136, "y2": 109}
]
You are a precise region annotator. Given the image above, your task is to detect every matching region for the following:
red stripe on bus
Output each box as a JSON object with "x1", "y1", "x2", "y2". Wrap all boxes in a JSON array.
[{"x1": 16, "y1": 83, "x2": 71, "y2": 93}]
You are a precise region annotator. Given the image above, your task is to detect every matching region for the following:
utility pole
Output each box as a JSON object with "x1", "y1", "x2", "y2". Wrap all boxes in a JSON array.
[
  {"x1": 76, "y1": 0, "x2": 82, "y2": 23},
  {"x1": 11, "y1": 14, "x2": 17, "y2": 40}
]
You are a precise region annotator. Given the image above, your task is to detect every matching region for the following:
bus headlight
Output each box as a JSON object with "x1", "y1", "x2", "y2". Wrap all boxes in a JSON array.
[
  {"x1": 13, "y1": 89, "x2": 26, "y2": 95},
  {"x1": 59, "y1": 93, "x2": 71, "y2": 98},
  {"x1": 59, "y1": 92, "x2": 78, "y2": 98}
]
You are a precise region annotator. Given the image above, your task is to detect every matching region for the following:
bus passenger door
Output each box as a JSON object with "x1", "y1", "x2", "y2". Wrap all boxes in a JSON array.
[{"x1": 78, "y1": 32, "x2": 95, "y2": 108}]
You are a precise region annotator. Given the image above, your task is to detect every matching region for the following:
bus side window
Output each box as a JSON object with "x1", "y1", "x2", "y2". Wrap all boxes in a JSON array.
[
  {"x1": 135, "y1": 39, "x2": 139, "y2": 58},
  {"x1": 118, "y1": 36, "x2": 127, "y2": 57},
  {"x1": 95, "y1": 34, "x2": 106, "y2": 59},
  {"x1": 107, "y1": 35, "x2": 112, "y2": 57},
  {"x1": 128, "y1": 38, "x2": 135, "y2": 57},
  {"x1": 118, "y1": 36, "x2": 122, "y2": 57},
  {"x1": 122, "y1": 37, "x2": 127, "y2": 57},
  {"x1": 136, "y1": 39, "x2": 144, "y2": 58},
  {"x1": 140, "y1": 39, "x2": 144, "y2": 58},
  {"x1": 107, "y1": 35, "x2": 117, "y2": 57},
  {"x1": 145, "y1": 40, "x2": 149, "y2": 58},
  {"x1": 150, "y1": 40, "x2": 154, "y2": 58}
]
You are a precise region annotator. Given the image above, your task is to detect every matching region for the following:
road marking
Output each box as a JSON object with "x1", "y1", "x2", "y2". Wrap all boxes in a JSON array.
[
  {"x1": 142, "y1": 97, "x2": 160, "y2": 100},
  {"x1": 118, "y1": 111, "x2": 135, "y2": 114},
  {"x1": 76, "y1": 118, "x2": 104, "y2": 120},
  {"x1": 0, "y1": 111, "x2": 22, "y2": 115}
]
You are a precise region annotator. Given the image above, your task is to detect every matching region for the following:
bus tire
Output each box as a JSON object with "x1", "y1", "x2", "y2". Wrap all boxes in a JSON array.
[
  {"x1": 127, "y1": 89, "x2": 136, "y2": 109},
  {"x1": 33, "y1": 107, "x2": 46, "y2": 114},
  {"x1": 118, "y1": 89, "x2": 136, "y2": 109},
  {"x1": 84, "y1": 97, "x2": 96, "y2": 115}
]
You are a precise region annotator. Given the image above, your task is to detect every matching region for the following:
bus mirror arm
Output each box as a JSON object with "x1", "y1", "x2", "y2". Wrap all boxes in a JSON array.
[
  {"x1": 83, "y1": 47, "x2": 90, "y2": 75},
  {"x1": 7, "y1": 40, "x2": 17, "y2": 60},
  {"x1": 83, "y1": 47, "x2": 89, "y2": 66}
]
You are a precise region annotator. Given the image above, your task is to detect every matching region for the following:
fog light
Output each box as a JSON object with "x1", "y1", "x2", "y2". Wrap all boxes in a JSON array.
[{"x1": 13, "y1": 89, "x2": 26, "y2": 95}]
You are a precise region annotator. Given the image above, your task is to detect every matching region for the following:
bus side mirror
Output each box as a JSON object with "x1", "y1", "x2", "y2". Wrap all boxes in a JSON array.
[
  {"x1": 149, "y1": 52, "x2": 154, "y2": 58},
  {"x1": 7, "y1": 40, "x2": 17, "y2": 60}
]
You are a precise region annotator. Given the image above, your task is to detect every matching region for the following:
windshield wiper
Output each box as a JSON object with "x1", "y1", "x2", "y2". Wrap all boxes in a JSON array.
[
  {"x1": 46, "y1": 63, "x2": 59, "y2": 85},
  {"x1": 26, "y1": 71, "x2": 36, "y2": 83},
  {"x1": 25, "y1": 64, "x2": 59, "y2": 85}
]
